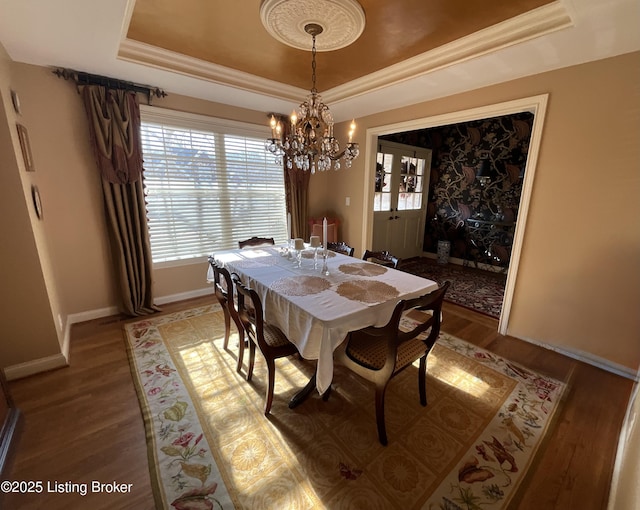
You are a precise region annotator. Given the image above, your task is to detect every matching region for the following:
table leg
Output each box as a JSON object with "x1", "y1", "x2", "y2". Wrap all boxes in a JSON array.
[
  {"x1": 288, "y1": 372, "x2": 333, "y2": 408},
  {"x1": 288, "y1": 373, "x2": 317, "y2": 408}
]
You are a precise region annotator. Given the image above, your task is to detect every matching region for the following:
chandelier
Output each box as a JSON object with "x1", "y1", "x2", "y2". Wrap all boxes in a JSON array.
[{"x1": 265, "y1": 23, "x2": 359, "y2": 173}]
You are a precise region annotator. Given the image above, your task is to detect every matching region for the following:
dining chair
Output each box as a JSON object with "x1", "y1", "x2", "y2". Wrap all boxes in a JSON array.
[
  {"x1": 232, "y1": 274, "x2": 299, "y2": 414},
  {"x1": 327, "y1": 241, "x2": 355, "y2": 257},
  {"x1": 238, "y1": 236, "x2": 275, "y2": 249},
  {"x1": 334, "y1": 281, "x2": 450, "y2": 445},
  {"x1": 208, "y1": 257, "x2": 246, "y2": 373},
  {"x1": 362, "y1": 249, "x2": 401, "y2": 269}
]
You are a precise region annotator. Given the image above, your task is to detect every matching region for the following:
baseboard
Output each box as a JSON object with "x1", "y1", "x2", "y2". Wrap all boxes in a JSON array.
[
  {"x1": 515, "y1": 334, "x2": 639, "y2": 381},
  {"x1": 67, "y1": 305, "x2": 120, "y2": 325},
  {"x1": 421, "y1": 252, "x2": 506, "y2": 273},
  {"x1": 155, "y1": 287, "x2": 213, "y2": 305},
  {"x1": 3, "y1": 290, "x2": 213, "y2": 381},
  {"x1": 3, "y1": 353, "x2": 69, "y2": 381}
]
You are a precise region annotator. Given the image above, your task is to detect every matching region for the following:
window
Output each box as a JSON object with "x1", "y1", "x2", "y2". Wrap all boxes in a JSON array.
[{"x1": 140, "y1": 106, "x2": 287, "y2": 264}]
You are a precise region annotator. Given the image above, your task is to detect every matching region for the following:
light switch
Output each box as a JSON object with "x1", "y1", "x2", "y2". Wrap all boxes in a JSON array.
[{"x1": 345, "y1": 196, "x2": 350, "y2": 206}]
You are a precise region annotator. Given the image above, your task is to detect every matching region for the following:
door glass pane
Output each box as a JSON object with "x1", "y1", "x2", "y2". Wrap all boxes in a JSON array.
[
  {"x1": 374, "y1": 152, "x2": 393, "y2": 211},
  {"x1": 398, "y1": 156, "x2": 426, "y2": 211}
]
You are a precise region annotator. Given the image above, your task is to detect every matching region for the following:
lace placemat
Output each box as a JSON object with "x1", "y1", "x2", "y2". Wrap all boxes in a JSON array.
[
  {"x1": 338, "y1": 262, "x2": 388, "y2": 277},
  {"x1": 336, "y1": 279, "x2": 399, "y2": 304},
  {"x1": 270, "y1": 275, "x2": 332, "y2": 296}
]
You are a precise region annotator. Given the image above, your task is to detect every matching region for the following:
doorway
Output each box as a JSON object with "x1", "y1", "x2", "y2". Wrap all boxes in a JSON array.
[{"x1": 361, "y1": 95, "x2": 549, "y2": 334}]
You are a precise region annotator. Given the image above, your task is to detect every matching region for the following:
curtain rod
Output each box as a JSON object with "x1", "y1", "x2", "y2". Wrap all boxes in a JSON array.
[{"x1": 53, "y1": 67, "x2": 167, "y2": 104}]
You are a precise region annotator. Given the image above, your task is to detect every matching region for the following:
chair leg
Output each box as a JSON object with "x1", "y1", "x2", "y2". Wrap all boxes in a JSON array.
[
  {"x1": 247, "y1": 342, "x2": 256, "y2": 382},
  {"x1": 264, "y1": 358, "x2": 276, "y2": 415},
  {"x1": 419, "y1": 357, "x2": 427, "y2": 406},
  {"x1": 375, "y1": 385, "x2": 388, "y2": 446},
  {"x1": 221, "y1": 307, "x2": 231, "y2": 350},
  {"x1": 236, "y1": 328, "x2": 245, "y2": 373}
]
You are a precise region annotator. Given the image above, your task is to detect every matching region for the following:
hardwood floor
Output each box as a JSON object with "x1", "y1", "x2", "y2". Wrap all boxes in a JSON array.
[{"x1": 2, "y1": 297, "x2": 634, "y2": 509}]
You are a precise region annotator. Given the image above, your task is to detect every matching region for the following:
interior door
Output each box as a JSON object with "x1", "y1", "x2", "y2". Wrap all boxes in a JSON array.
[{"x1": 372, "y1": 141, "x2": 431, "y2": 259}]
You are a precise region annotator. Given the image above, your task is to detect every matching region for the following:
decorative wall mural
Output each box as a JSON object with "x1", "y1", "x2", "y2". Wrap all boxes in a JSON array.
[{"x1": 381, "y1": 112, "x2": 533, "y2": 268}]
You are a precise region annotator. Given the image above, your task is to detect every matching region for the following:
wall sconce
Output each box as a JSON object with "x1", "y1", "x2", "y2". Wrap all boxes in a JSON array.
[{"x1": 476, "y1": 160, "x2": 491, "y2": 187}]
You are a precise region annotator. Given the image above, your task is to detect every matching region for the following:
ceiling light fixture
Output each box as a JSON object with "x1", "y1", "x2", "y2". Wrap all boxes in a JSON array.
[{"x1": 265, "y1": 23, "x2": 359, "y2": 173}]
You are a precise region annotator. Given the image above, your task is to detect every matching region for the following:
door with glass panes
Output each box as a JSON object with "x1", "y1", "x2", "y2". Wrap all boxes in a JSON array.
[{"x1": 372, "y1": 141, "x2": 431, "y2": 259}]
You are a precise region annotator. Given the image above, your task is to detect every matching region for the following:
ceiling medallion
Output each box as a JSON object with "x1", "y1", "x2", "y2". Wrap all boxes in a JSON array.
[{"x1": 259, "y1": 0, "x2": 366, "y2": 51}]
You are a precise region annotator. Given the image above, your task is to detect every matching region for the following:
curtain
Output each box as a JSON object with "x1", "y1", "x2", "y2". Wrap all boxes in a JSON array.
[
  {"x1": 279, "y1": 115, "x2": 310, "y2": 240},
  {"x1": 82, "y1": 85, "x2": 158, "y2": 316}
]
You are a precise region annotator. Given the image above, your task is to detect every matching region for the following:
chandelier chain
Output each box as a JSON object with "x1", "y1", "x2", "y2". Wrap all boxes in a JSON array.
[{"x1": 311, "y1": 34, "x2": 317, "y2": 94}]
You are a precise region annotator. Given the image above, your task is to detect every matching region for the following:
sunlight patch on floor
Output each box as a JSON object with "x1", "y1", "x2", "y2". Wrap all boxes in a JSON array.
[
  {"x1": 427, "y1": 354, "x2": 489, "y2": 398},
  {"x1": 175, "y1": 333, "x2": 312, "y2": 500}
]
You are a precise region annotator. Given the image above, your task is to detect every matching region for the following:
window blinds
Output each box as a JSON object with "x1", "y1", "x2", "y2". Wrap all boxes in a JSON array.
[{"x1": 140, "y1": 106, "x2": 287, "y2": 263}]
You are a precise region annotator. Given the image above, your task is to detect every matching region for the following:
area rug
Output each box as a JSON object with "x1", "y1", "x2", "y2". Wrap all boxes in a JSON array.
[
  {"x1": 400, "y1": 258, "x2": 507, "y2": 319},
  {"x1": 124, "y1": 305, "x2": 565, "y2": 509}
]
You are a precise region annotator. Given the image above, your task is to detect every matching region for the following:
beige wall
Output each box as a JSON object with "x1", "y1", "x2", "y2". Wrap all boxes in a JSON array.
[
  {"x1": 2, "y1": 51, "x2": 638, "y2": 376},
  {"x1": 309, "y1": 51, "x2": 640, "y2": 372},
  {"x1": 0, "y1": 47, "x2": 61, "y2": 368},
  {"x1": 4, "y1": 62, "x2": 271, "y2": 313}
]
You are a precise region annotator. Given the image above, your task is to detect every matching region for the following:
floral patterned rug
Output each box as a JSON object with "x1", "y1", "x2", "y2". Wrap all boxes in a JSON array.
[
  {"x1": 124, "y1": 305, "x2": 565, "y2": 509},
  {"x1": 400, "y1": 258, "x2": 507, "y2": 318}
]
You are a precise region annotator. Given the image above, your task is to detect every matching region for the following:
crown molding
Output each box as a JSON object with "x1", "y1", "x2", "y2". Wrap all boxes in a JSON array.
[
  {"x1": 323, "y1": 1, "x2": 573, "y2": 103},
  {"x1": 118, "y1": 1, "x2": 572, "y2": 105},
  {"x1": 118, "y1": 39, "x2": 306, "y2": 103}
]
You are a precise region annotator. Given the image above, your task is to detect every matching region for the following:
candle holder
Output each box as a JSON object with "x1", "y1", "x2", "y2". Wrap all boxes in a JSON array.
[
  {"x1": 293, "y1": 238, "x2": 305, "y2": 268},
  {"x1": 309, "y1": 235, "x2": 321, "y2": 270},
  {"x1": 321, "y1": 249, "x2": 330, "y2": 276}
]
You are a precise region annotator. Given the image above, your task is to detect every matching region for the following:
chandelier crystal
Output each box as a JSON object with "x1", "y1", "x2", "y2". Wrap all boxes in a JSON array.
[{"x1": 265, "y1": 23, "x2": 359, "y2": 174}]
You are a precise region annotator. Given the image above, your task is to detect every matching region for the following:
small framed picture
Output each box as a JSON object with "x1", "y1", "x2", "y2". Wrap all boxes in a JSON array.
[{"x1": 16, "y1": 123, "x2": 35, "y2": 172}]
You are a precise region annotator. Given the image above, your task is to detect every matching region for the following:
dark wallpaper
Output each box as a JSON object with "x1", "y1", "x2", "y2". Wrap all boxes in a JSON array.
[{"x1": 381, "y1": 112, "x2": 533, "y2": 267}]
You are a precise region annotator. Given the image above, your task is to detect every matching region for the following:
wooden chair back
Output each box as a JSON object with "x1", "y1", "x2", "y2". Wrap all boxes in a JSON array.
[
  {"x1": 231, "y1": 274, "x2": 298, "y2": 414},
  {"x1": 208, "y1": 257, "x2": 246, "y2": 372},
  {"x1": 238, "y1": 236, "x2": 275, "y2": 249},
  {"x1": 362, "y1": 249, "x2": 401, "y2": 269},
  {"x1": 327, "y1": 241, "x2": 355, "y2": 257},
  {"x1": 334, "y1": 281, "x2": 450, "y2": 444}
]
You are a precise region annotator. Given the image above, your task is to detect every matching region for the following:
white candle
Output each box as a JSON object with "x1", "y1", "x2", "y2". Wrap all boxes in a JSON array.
[
  {"x1": 294, "y1": 238, "x2": 305, "y2": 251},
  {"x1": 286, "y1": 212, "x2": 291, "y2": 241},
  {"x1": 269, "y1": 115, "x2": 277, "y2": 138},
  {"x1": 322, "y1": 217, "x2": 328, "y2": 254},
  {"x1": 310, "y1": 235, "x2": 320, "y2": 248}
]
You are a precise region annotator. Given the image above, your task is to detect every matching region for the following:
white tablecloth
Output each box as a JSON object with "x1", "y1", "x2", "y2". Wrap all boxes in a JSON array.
[{"x1": 208, "y1": 247, "x2": 438, "y2": 394}]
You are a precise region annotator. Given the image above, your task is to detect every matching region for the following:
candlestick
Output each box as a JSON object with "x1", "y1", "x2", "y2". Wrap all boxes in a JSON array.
[
  {"x1": 293, "y1": 238, "x2": 304, "y2": 268},
  {"x1": 321, "y1": 252, "x2": 329, "y2": 276},
  {"x1": 286, "y1": 212, "x2": 291, "y2": 241},
  {"x1": 322, "y1": 217, "x2": 328, "y2": 256},
  {"x1": 310, "y1": 235, "x2": 321, "y2": 270}
]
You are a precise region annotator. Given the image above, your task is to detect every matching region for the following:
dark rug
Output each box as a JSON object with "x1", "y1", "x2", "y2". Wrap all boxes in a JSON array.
[{"x1": 400, "y1": 258, "x2": 506, "y2": 318}]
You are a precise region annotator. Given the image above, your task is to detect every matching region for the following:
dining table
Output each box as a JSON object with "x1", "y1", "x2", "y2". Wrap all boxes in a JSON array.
[{"x1": 208, "y1": 245, "x2": 439, "y2": 404}]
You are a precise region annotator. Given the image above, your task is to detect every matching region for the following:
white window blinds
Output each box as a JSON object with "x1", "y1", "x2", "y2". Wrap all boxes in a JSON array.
[{"x1": 140, "y1": 106, "x2": 287, "y2": 263}]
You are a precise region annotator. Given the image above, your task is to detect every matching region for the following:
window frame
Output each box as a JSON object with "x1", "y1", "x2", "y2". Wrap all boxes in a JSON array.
[{"x1": 139, "y1": 105, "x2": 287, "y2": 268}]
